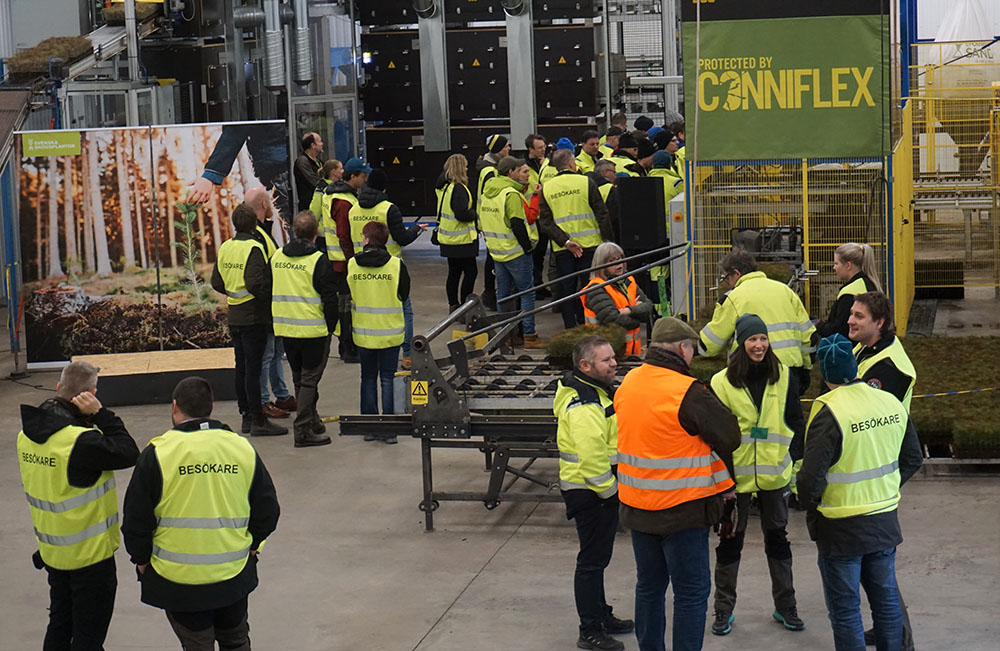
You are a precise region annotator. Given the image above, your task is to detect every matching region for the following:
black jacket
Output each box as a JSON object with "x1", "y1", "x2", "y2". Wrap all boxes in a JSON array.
[
  {"x1": 796, "y1": 380, "x2": 923, "y2": 556},
  {"x1": 817, "y1": 272, "x2": 880, "y2": 339},
  {"x1": 434, "y1": 172, "x2": 479, "y2": 259},
  {"x1": 277, "y1": 238, "x2": 340, "y2": 332},
  {"x1": 856, "y1": 334, "x2": 914, "y2": 404},
  {"x1": 357, "y1": 185, "x2": 423, "y2": 249},
  {"x1": 121, "y1": 417, "x2": 280, "y2": 612},
  {"x1": 537, "y1": 170, "x2": 615, "y2": 248},
  {"x1": 19, "y1": 397, "x2": 139, "y2": 491},
  {"x1": 210, "y1": 233, "x2": 272, "y2": 327},
  {"x1": 586, "y1": 171, "x2": 621, "y2": 242},
  {"x1": 294, "y1": 153, "x2": 323, "y2": 211},
  {"x1": 352, "y1": 245, "x2": 410, "y2": 302},
  {"x1": 619, "y1": 347, "x2": 742, "y2": 537}
]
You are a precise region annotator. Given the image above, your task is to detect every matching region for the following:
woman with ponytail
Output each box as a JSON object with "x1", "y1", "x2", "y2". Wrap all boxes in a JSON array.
[{"x1": 817, "y1": 242, "x2": 882, "y2": 338}]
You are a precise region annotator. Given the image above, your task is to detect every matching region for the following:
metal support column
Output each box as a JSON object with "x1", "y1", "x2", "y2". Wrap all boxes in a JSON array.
[
  {"x1": 661, "y1": 0, "x2": 679, "y2": 112},
  {"x1": 505, "y1": 2, "x2": 536, "y2": 148},
  {"x1": 417, "y1": 0, "x2": 450, "y2": 152}
]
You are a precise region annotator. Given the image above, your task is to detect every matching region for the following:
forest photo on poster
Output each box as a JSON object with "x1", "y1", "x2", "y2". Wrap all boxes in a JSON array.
[{"x1": 17, "y1": 121, "x2": 289, "y2": 363}]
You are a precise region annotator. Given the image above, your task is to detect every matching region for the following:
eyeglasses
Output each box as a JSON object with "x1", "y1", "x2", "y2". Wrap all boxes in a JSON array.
[{"x1": 717, "y1": 271, "x2": 733, "y2": 285}]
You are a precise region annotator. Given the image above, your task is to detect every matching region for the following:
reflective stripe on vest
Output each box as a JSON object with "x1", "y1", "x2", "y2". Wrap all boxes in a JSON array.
[
  {"x1": 271, "y1": 249, "x2": 328, "y2": 338},
  {"x1": 543, "y1": 173, "x2": 603, "y2": 251},
  {"x1": 255, "y1": 224, "x2": 277, "y2": 259},
  {"x1": 217, "y1": 238, "x2": 266, "y2": 306},
  {"x1": 615, "y1": 365, "x2": 733, "y2": 510},
  {"x1": 580, "y1": 276, "x2": 641, "y2": 355},
  {"x1": 710, "y1": 364, "x2": 795, "y2": 492},
  {"x1": 347, "y1": 256, "x2": 405, "y2": 348},
  {"x1": 150, "y1": 427, "x2": 256, "y2": 585},
  {"x1": 854, "y1": 337, "x2": 917, "y2": 413},
  {"x1": 321, "y1": 192, "x2": 357, "y2": 261},
  {"x1": 17, "y1": 425, "x2": 120, "y2": 570},
  {"x1": 348, "y1": 200, "x2": 401, "y2": 257},
  {"x1": 807, "y1": 382, "x2": 907, "y2": 519},
  {"x1": 437, "y1": 182, "x2": 477, "y2": 245},
  {"x1": 837, "y1": 275, "x2": 871, "y2": 300},
  {"x1": 479, "y1": 186, "x2": 529, "y2": 262},
  {"x1": 555, "y1": 376, "x2": 619, "y2": 498}
]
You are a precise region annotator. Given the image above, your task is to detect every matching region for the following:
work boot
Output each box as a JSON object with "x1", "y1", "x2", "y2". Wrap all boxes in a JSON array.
[
  {"x1": 294, "y1": 429, "x2": 331, "y2": 448},
  {"x1": 262, "y1": 402, "x2": 289, "y2": 419},
  {"x1": 250, "y1": 414, "x2": 287, "y2": 436},
  {"x1": 241, "y1": 413, "x2": 252, "y2": 434},
  {"x1": 363, "y1": 433, "x2": 378, "y2": 442},
  {"x1": 273, "y1": 395, "x2": 297, "y2": 411},
  {"x1": 482, "y1": 290, "x2": 497, "y2": 311},
  {"x1": 604, "y1": 615, "x2": 634, "y2": 635},
  {"x1": 523, "y1": 334, "x2": 546, "y2": 349},
  {"x1": 400, "y1": 356, "x2": 412, "y2": 370},
  {"x1": 313, "y1": 416, "x2": 327, "y2": 435},
  {"x1": 577, "y1": 629, "x2": 624, "y2": 651},
  {"x1": 711, "y1": 611, "x2": 734, "y2": 636},
  {"x1": 383, "y1": 435, "x2": 398, "y2": 445},
  {"x1": 448, "y1": 304, "x2": 460, "y2": 314},
  {"x1": 773, "y1": 607, "x2": 805, "y2": 631},
  {"x1": 509, "y1": 332, "x2": 524, "y2": 346}
]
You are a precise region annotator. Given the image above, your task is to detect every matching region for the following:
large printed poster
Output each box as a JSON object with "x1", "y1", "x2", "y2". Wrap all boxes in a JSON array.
[
  {"x1": 17, "y1": 121, "x2": 289, "y2": 363},
  {"x1": 682, "y1": 0, "x2": 891, "y2": 160}
]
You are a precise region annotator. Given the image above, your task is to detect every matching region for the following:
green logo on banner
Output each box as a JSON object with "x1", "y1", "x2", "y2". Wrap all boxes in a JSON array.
[{"x1": 22, "y1": 132, "x2": 82, "y2": 157}]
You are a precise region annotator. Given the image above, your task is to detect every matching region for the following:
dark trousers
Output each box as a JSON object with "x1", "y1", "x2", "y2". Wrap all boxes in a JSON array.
[
  {"x1": 483, "y1": 253, "x2": 496, "y2": 297},
  {"x1": 230, "y1": 324, "x2": 267, "y2": 416},
  {"x1": 565, "y1": 492, "x2": 620, "y2": 634},
  {"x1": 43, "y1": 556, "x2": 117, "y2": 651},
  {"x1": 532, "y1": 233, "x2": 550, "y2": 287},
  {"x1": 445, "y1": 257, "x2": 478, "y2": 306},
  {"x1": 284, "y1": 335, "x2": 330, "y2": 438},
  {"x1": 713, "y1": 488, "x2": 796, "y2": 615},
  {"x1": 166, "y1": 597, "x2": 250, "y2": 651},
  {"x1": 332, "y1": 269, "x2": 355, "y2": 358},
  {"x1": 555, "y1": 247, "x2": 596, "y2": 329},
  {"x1": 359, "y1": 345, "x2": 400, "y2": 414}
]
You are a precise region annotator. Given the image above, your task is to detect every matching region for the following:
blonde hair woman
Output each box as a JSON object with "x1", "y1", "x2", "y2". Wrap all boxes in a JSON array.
[
  {"x1": 580, "y1": 242, "x2": 654, "y2": 355},
  {"x1": 817, "y1": 242, "x2": 882, "y2": 338},
  {"x1": 435, "y1": 154, "x2": 479, "y2": 311}
]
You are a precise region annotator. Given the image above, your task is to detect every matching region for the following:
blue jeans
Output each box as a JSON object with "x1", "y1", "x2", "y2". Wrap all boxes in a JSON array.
[
  {"x1": 494, "y1": 254, "x2": 536, "y2": 335},
  {"x1": 402, "y1": 297, "x2": 413, "y2": 357},
  {"x1": 817, "y1": 548, "x2": 902, "y2": 651},
  {"x1": 260, "y1": 333, "x2": 291, "y2": 403},
  {"x1": 358, "y1": 346, "x2": 399, "y2": 415},
  {"x1": 631, "y1": 526, "x2": 711, "y2": 651}
]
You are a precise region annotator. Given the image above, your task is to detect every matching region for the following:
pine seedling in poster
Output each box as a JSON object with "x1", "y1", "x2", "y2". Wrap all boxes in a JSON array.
[{"x1": 173, "y1": 198, "x2": 210, "y2": 308}]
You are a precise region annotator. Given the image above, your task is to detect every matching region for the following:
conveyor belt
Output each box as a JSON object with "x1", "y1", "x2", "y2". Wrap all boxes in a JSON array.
[{"x1": 65, "y1": 20, "x2": 159, "y2": 82}]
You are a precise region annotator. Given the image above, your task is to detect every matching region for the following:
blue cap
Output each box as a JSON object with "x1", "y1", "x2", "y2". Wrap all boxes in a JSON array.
[
  {"x1": 817, "y1": 333, "x2": 858, "y2": 384},
  {"x1": 652, "y1": 150, "x2": 672, "y2": 169},
  {"x1": 648, "y1": 126, "x2": 664, "y2": 139},
  {"x1": 556, "y1": 137, "x2": 575, "y2": 151},
  {"x1": 344, "y1": 157, "x2": 372, "y2": 174}
]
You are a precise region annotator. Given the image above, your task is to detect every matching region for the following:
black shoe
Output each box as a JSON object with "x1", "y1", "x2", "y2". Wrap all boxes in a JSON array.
[
  {"x1": 773, "y1": 607, "x2": 805, "y2": 631},
  {"x1": 241, "y1": 413, "x2": 252, "y2": 434},
  {"x1": 383, "y1": 435, "x2": 398, "y2": 445},
  {"x1": 604, "y1": 615, "x2": 634, "y2": 635},
  {"x1": 314, "y1": 421, "x2": 327, "y2": 435},
  {"x1": 711, "y1": 611, "x2": 733, "y2": 635},
  {"x1": 863, "y1": 627, "x2": 875, "y2": 646},
  {"x1": 294, "y1": 432, "x2": 332, "y2": 448},
  {"x1": 535, "y1": 287, "x2": 552, "y2": 299},
  {"x1": 363, "y1": 434, "x2": 377, "y2": 441},
  {"x1": 482, "y1": 291, "x2": 497, "y2": 311},
  {"x1": 577, "y1": 630, "x2": 624, "y2": 651},
  {"x1": 342, "y1": 354, "x2": 360, "y2": 364},
  {"x1": 250, "y1": 414, "x2": 288, "y2": 436},
  {"x1": 788, "y1": 493, "x2": 807, "y2": 511}
]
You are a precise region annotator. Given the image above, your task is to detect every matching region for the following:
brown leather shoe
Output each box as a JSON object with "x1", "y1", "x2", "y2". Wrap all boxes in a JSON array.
[
  {"x1": 273, "y1": 395, "x2": 297, "y2": 411},
  {"x1": 262, "y1": 402, "x2": 290, "y2": 419},
  {"x1": 523, "y1": 334, "x2": 546, "y2": 349}
]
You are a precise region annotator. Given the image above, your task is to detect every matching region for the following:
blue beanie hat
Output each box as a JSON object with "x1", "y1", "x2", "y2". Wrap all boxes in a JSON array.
[
  {"x1": 556, "y1": 137, "x2": 575, "y2": 151},
  {"x1": 817, "y1": 333, "x2": 857, "y2": 384},
  {"x1": 648, "y1": 126, "x2": 664, "y2": 139},
  {"x1": 652, "y1": 150, "x2": 672, "y2": 169}
]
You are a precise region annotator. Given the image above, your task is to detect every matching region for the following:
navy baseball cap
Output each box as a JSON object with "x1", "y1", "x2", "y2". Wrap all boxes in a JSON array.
[{"x1": 344, "y1": 157, "x2": 372, "y2": 174}]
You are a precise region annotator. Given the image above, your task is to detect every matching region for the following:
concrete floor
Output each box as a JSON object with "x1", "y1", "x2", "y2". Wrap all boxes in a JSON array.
[{"x1": 1, "y1": 239, "x2": 997, "y2": 650}]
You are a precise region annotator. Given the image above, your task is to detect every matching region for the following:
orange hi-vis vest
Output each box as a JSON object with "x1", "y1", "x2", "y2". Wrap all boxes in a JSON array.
[
  {"x1": 581, "y1": 276, "x2": 641, "y2": 355},
  {"x1": 614, "y1": 364, "x2": 734, "y2": 511}
]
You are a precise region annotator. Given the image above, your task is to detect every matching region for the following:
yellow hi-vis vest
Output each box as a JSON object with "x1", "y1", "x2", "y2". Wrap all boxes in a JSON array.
[
  {"x1": 320, "y1": 191, "x2": 357, "y2": 262},
  {"x1": 710, "y1": 365, "x2": 794, "y2": 492},
  {"x1": 477, "y1": 165, "x2": 497, "y2": 201},
  {"x1": 648, "y1": 168, "x2": 684, "y2": 205},
  {"x1": 576, "y1": 150, "x2": 600, "y2": 174},
  {"x1": 554, "y1": 374, "x2": 618, "y2": 498},
  {"x1": 699, "y1": 271, "x2": 816, "y2": 368},
  {"x1": 527, "y1": 158, "x2": 551, "y2": 189},
  {"x1": 308, "y1": 180, "x2": 330, "y2": 219},
  {"x1": 17, "y1": 425, "x2": 120, "y2": 570},
  {"x1": 543, "y1": 173, "x2": 603, "y2": 251},
  {"x1": 598, "y1": 142, "x2": 614, "y2": 158},
  {"x1": 479, "y1": 186, "x2": 533, "y2": 263},
  {"x1": 217, "y1": 238, "x2": 266, "y2": 305},
  {"x1": 854, "y1": 338, "x2": 917, "y2": 413},
  {"x1": 150, "y1": 426, "x2": 257, "y2": 585},
  {"x1": 255, "y1": 224, "x2": 277, "y2": 259},
  {"x1": 437, "y1": 182, "x2": 478, "y2": 246},
  {"x1": 271, "y1": 249, "x2": 328, "y2": 339},
  {"x1": 807, "y1": 382, "x2": 907, "y2": 520},
  {"x1": 598, "y1": 182, "x2": 613, "y2": 204},
  {"x1": 347, "y1": 256, "x2": 404, "y2": 348},
  {"x1": 348, "y1": 200, "x2": 401, "y2": 257},
  {"x1": 837, "y1": 275, "x2": 872, "y2": 300},
  {"x1": 605, "y1": 154, "x2": 639, "y2": 177}
]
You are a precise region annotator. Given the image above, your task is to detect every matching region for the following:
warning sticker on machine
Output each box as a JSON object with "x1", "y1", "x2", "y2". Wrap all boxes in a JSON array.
[{"x1": 411, "y1": 381, "x2": 428, "y2": 405}]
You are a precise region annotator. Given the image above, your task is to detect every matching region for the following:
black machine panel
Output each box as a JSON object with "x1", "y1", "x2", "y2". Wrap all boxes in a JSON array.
[
  {"x1": 617, "y1": 177, "x2": 667, "y2": 251},
  {"x1": 533, "y1": 0, "x2": 597, "y2": 20},
  {"x1": 535, "y1": 26, "x2": 596, "y2": 120},
  {"x1": 361, "y1": 31, "x2": 423, "y2": 123},
  {"x1": 356, "y1": 0, "x2": 418, "y2": 27},
  {"x1": 447, "y1": 0, "x2": 503, "y2": 22},
  {"x1": 448, "y1": 29, "x2": 508, "y2": 121}
]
